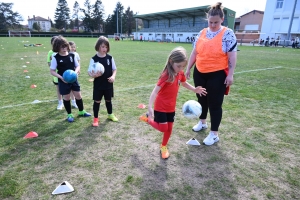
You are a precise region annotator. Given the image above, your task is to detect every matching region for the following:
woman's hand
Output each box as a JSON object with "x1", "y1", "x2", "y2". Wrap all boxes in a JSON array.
[
  {"x1": 185, "y1": 68, "x2": 191, "y2": 80},
  {"x1": 224, "y1": 75, "x2": 234, "y2": 87}
]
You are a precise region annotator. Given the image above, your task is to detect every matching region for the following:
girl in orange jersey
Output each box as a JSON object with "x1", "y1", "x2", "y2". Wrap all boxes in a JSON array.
[
  {"x1": 185, "y1": 2, "x2": 237, "y2": 146},
  {"x1": 140, "y1": 47, "x2": 207, "y2": 159}
]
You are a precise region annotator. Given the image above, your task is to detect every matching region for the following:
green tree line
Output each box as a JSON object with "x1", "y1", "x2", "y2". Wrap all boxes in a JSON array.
[{"x1": 0, "y1": 0, "x2": 138, "y2": 35}]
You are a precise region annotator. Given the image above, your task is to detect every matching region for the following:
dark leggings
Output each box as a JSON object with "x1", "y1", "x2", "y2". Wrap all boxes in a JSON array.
[{"x1": 193, "y1": 67, "x2": 226, "y2": 131}]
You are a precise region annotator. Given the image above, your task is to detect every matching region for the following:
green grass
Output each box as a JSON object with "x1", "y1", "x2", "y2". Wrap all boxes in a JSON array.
[{"x1": 0, "y1": 37, "x2": 300, "y2": 199}]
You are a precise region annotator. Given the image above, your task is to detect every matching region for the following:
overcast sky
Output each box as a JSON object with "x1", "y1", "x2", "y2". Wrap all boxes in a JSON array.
[{"x1": 3, "y1": 0, "x2": 267, "y2": 25}]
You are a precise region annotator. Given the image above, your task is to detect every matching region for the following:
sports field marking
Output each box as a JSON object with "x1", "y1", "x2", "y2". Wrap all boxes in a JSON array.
[
  {"x1": 0, "y1": 66, "x2": 294, "y2": 109},
  {"x1": 233, "y1": 66, "x2": 282, "y2": 74}
]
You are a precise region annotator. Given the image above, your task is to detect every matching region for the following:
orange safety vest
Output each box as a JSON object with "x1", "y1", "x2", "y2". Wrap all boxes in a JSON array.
[{"x1": 195, "y1": 27, "x2": 228, "y2": 73}]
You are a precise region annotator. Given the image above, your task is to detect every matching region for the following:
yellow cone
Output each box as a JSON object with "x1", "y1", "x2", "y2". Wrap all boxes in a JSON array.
[{"x1": 36, "y1": 51, "x2": 39, "y2": 55}]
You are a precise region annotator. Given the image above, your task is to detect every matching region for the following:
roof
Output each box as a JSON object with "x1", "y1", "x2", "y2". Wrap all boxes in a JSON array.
[
  {"x1": 240, "y1": 10, "x2": 264, "y2": 18},
  {"x1": 28, "y1": 16, "x2": 49, "y2": 21},
  {"x1": 134, "y1": 6, "x2": 235, "y2": 20}
]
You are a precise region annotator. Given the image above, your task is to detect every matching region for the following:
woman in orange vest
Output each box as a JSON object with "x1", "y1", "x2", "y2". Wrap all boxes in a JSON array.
[{"x1": 185, "y1": 2, "x2": 237, "y2": 146}]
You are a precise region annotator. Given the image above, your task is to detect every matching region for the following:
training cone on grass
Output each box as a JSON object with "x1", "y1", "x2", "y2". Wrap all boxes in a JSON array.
[
  {"x1": 137, "y1": 103, "x2": 146, "y2": 109},
  {"x1": 30, "y1": 84, "x2": 37, "y2": 88},
  {"x1": 52, "y1": 181, "x2": 74, "y2": 195},
  {"x1": 24, "y1": 131, "x2": 38, "y2": 139},
  {"x1": 186, "y1": 138, "x2": 201, "y2": 146},
  {"x1": 24, "y1": 70, "x2": 28, "y2": 72}
]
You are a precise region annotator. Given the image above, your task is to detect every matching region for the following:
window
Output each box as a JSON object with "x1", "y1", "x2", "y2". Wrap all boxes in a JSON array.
[{"x1": 276, "y1": 0, "x2": 283, "y2": 9}]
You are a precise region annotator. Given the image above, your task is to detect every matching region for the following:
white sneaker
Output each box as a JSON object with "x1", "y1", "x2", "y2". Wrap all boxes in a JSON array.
[
  {"x1": 192, "y1": 121, "x2": 208, "y2": 132},
  {"x1": 71, "y1": 100, "x2": 78, "y2": 109},
  {"x1": 57, "y1": 103, "x2": 63, "y2": 110},
  {"x1": 203, "y1": 132, "x2": 219, "y2": 146}
]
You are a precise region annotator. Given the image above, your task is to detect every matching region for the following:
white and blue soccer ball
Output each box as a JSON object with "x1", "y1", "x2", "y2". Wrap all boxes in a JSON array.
[
  {"x1": 88, "y1": 62, "x2": 105, "y2": 74},
  {"x1": 182, "y1": 100, "x2": 202, "y2": 119}
]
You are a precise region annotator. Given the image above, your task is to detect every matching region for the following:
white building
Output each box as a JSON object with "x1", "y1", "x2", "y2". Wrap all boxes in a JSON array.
[
  {"x1": 261, "y1": 0, "x2": 300, "y2": 42},
  {"x1": 27, "y1": 15, "x2": 51, "y2": 32}
]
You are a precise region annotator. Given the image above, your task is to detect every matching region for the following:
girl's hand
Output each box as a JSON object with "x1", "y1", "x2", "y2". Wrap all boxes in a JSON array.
[
  {"x1": 107, "y1": 76, "x2": 115, "y2": 83},
  {"x1": 61, "y1": 77, "x2": 67, "y2": 84},
  {"x1": 147, "y1": 107, "x2": 154, "y2": 119},
  {"x1": 88, "y1": 71, "x2": 102, "y2": 78},
  {"x1": 195, "y1": 86, "x2": 207, "y2": 96}
]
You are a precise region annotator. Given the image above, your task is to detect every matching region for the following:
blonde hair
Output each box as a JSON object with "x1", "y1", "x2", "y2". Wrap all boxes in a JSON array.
[
  {"x1": 207, "y1": 2, "x2": 224, "y2": 18},
  {"x1": 161, "y1": 46, "x2": 187, "y2": 82}
]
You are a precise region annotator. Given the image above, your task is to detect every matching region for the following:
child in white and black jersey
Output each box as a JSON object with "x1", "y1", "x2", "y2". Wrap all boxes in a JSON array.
[
  {"x1": 88, "y1": 36, "x2": 118, "y2": 127},
  {"x1": 50, "y1": 35, "x2": 91, "y2": 122}
]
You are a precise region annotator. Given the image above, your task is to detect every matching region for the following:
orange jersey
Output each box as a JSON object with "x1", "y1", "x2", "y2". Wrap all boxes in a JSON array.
[
  {"x1": 154, "y1": 71, "x2": 186, "y2": 112},
  {"x1": 195, "y1": 27, "x2": 228, "y2": 73}
]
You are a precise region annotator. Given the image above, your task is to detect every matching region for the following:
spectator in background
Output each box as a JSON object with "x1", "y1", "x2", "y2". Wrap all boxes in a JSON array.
[{"x1": 275, "y1": 36, "x2": 280, "y2": 47}]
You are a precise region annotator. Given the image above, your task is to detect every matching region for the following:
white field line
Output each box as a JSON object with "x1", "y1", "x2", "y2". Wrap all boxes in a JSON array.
[
  {"x1": 0, "y1": 66, "x2": 293, "y2": 110},
  {"x1": 233, "y1": 66, "x2": 283, "y2": 74}
]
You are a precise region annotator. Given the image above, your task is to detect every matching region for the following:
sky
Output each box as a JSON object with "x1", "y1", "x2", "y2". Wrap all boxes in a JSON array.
[{"x1": 4, "y1": 0, "x2": 267, "y2": 25}]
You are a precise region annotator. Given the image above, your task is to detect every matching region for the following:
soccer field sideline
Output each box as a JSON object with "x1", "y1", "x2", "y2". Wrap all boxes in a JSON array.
[{"x1": 0, "y1": 66, "x2": 286, "y2": 110}]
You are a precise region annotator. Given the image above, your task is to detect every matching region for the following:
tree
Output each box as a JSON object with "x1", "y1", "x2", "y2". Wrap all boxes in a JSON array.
[
  {"x1": 54, "y1": 0, "x2": 70, "y2": 30},
  {"x1": 72, "y1": 1, "x2": 80, "y2": 30},
  {"x1": 105, "y1": 2, "x2": 124, "y2": 35},
  {"x1": 91, "y1": 0, "x2": 104, "y2": 33},
  {"x1": 0, "y1": 2, "x2": 23, "y2": 30},
  {"x1": 80, "y1": 0, "x2": 93, "y2": 32},
  {"x1": 32, "y1": 22, "x2": 41, "y2": 31},
  {"x1": 123, "y1": 7, "x2": 134, "y2": 35}
]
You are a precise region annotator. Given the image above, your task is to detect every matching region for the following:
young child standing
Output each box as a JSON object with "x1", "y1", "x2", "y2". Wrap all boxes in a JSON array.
[
  {"x1": 50, "y1": 35, "x2": 91, "y2": 122},
  {"x1": 68, "y1": 41, "x2": 80, "y2": 109},
  {"x1": 47, "y1": 36, "x2": 63, "y2": 110},
  {"x1": 88, "y1": 36, "x2": 118, "y2": 127},
  {"x1": 139, "y1": 47, "x2": 207, "y2": 159}
]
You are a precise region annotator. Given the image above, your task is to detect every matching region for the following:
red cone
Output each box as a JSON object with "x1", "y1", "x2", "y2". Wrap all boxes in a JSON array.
[
  {"x1": 24, "y1": 131, "x2": 38, "y2": 138},
  {"x1": 137, "y1": 104, "x2": 146, "y2": 109}
]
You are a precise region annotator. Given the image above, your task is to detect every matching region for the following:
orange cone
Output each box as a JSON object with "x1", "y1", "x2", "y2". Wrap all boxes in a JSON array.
[
  {"x1": 30, "y1": 84, "x2": 37, "y2": 88},
  {"x1": 24, "y1": 70, "x2": 28, "y2": 73},
  {"x1": 24, "y1": 131, "x2": 38, "y2": 138}
]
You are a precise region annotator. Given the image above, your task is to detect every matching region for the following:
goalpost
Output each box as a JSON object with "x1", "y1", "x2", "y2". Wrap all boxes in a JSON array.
[{"x1": 8, "y1": 31, "x2": 31, "y2": 37}]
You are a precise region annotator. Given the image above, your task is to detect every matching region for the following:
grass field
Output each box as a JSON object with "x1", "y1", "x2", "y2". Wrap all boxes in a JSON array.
[{"x1": 0, "y1": 37, "x2": 299, "y2": 200}]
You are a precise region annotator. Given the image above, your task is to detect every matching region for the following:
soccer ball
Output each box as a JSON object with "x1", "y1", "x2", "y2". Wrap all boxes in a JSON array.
[
  {"x1": 182, "y1": 100, "x2": 202, "y2": 119},
  {"x1": 63, "y1": 69, "x2": 77, "y2": 83},
  {"x1": 88, "y1": 62, "x2": 105, "y2": 74}
]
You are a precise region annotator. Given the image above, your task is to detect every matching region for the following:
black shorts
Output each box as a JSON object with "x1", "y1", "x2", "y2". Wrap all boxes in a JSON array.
[
  {"x1": 58, "y1": 80, "x2": 80, "y2": 95},
  {"x1": 154, "y1": 110, "x2": 175, "y2": 123},
  {"x1": 93, "y1": 88, "x2": 113, "y2": 101}
]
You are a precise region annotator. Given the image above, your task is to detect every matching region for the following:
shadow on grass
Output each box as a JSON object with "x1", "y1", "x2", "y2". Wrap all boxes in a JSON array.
[
  {"x1": 130, "y1": 154, "x2": 173, "y2": 200},
  {"x1": 177, "y1": 132, "x2": 238, "y2": 200}
]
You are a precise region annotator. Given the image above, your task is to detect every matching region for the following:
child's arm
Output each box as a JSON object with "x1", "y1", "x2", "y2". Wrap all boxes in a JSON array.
[
  {"x1": 108, "y1": 69, "x2": 116, "y2": 83},
  {"x1": 181, "y1": 81, "x2": 207, "y2": 96},
  {"x1": 74, "y1": 58, "x2": 80, "y2": 75},
  {"x1": 49, "y1": 57, "x2": 66, "y2": 83},
  {"x1": 108, "y1": 57, "x2": 117, "y2": 83},
  {"x1": 148, "y1": 85, "x2": 161, "y2": 119}
]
